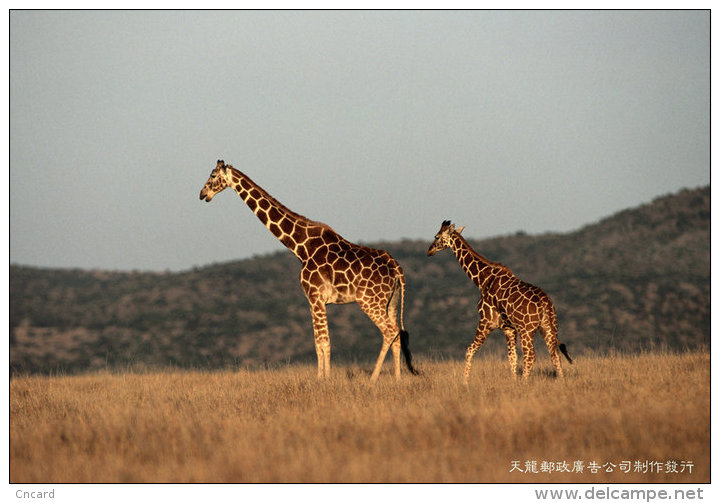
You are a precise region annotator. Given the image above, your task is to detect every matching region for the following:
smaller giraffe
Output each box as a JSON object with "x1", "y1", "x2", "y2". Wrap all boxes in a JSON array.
[{"x1": 427, "y1": 220, "x2": 572, "y2": 382}]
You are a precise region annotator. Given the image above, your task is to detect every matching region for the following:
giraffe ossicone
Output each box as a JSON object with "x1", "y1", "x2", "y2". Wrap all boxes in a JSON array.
[
  {"x1": 427, "y1": 220, "x2": 572, "y2": 383},
  {"x1": 200, "y1": 159, "x2": 418, "y2": 381}
]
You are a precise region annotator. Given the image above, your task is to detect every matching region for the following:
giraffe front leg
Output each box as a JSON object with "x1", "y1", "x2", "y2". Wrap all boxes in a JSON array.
[
  {"x1": 503, "y1": 327, "x2": 518, "y2": 379},
  {"x1": 308, "y1": 299, "x2": 331, "y2": 379},
  {"x1": 320, "y1": 340, "x2": 331, "y2": 379},
  {"x1": 464, "y1": 321, "x2": 492, "y2": 384}
]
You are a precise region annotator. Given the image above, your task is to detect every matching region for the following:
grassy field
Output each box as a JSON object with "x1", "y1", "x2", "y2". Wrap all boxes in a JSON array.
[{"x1": 10, "y1": 351, "x2": 709, "y2": 483}]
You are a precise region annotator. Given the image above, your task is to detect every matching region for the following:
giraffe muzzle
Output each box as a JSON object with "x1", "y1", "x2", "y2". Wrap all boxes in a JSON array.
[{"x1": 427, "y1": 244, "x2": 440, "y2": 256}]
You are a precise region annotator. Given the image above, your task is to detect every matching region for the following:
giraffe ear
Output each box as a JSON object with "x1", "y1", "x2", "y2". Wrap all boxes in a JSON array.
[{"x1": 456, "y1": 226, "x2": 466, "y2": 234}]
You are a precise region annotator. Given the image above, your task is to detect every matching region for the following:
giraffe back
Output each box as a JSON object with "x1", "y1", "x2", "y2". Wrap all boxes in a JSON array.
[{"x1": 483, "y1": 268, "x2": 555, "y2": 331}]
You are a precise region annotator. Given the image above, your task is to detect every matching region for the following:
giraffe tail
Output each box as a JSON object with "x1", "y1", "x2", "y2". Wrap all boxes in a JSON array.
[
  {"x1": 400, "y1": 330, "x2": 419, "y2": 375},
  {"x1": 558, "y1": 343, "x2": 573, "y2": 364},
  {"x1": 394, "y1": 266, "x2": 419, "y2": 375}
]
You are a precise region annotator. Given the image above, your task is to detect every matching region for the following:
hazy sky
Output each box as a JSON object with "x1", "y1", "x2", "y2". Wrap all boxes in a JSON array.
[{"x1": 10, "y1": 10, "x2": 709, "y2": 272}]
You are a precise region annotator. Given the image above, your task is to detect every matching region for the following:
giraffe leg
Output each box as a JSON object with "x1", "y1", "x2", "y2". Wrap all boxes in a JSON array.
[
  {"x1": 540, "y1": 321, "x2": 563, "y2": 378},
  {"x1": 371, "y1": 331, "x2": 403, "y2": 381},
  {"x1": 370, "y1": 338, "x2": 393, "y2": 382},
  {"x1": 464, "y1": 321, "x2": 493, "y2": 384},
  {"x1": 322, "y1": 341, "x2": 331, "y2": 379},
  {"x1": 308, "y1": 298, "x2": 331, "y2": 379},
  {"x1": 503, "y1": 327, "x2": 518, "y2": 379},
  {"x1": 390, "y1": 336, "x2": 402, "y2": 379},
  {"x1": 386, "y1": 283, "x2": 403, "y2": 379},
  {"x1": 519, "y1": 329, "x2": 536, "y2": 378},
  {"x1": 369, "y1": 321, "x2": 400, "y2": 382},
  {"x1": 357, "y1": 296, "x2": 399, "y2": 382}
]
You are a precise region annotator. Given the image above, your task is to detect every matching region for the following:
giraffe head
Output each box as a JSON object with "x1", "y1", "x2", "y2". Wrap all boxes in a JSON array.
[
  {"x1": 427, "y1": 220, "x2": 465, "y2": 256},
  {"x1": 199, "y1": 160, "x2": 232, "y2": 202}
]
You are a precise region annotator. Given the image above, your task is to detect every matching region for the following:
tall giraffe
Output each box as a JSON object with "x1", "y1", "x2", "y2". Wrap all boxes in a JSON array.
[
  {"x1": 200, "y1": 160, "x2": 418, "y2": 381},
  {"x1": 427, "y1": 220, "x2": 572, "y2": 382}
]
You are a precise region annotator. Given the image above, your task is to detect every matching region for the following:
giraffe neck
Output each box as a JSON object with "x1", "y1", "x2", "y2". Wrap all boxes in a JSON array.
[
  {"x1": 448, "y1": 233, "x2": 503, "y2": 289},
  {"x1": 228, "y1": 167, "x2": 333, "y2": 261}
]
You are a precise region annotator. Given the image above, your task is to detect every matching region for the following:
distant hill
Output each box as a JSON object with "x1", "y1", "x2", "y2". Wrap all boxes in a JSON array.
[{"x1": 10, "y1": 186, "x2": 709, "y2": 374}]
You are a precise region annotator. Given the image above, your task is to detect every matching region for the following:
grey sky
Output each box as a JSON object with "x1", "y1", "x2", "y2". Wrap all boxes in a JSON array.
[{"x1": 10, "y1": 10, "x2": 709, "y2": 272}]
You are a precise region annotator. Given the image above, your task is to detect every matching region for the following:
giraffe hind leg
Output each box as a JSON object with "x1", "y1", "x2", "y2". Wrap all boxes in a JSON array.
[
  {"x1": 503, "y1": 327, "x2": 518, "y2": 379},
  {"x1": 369, "y1": 321, "x2": 403, "y2": 381},
  {"x1": 391, "y1": 336, "x2": 401, "y2": 378},
  {"x1": 387, "y1": 281, "x2": 418, "y2": 376},
  {"x1": 519, "y1": 329, "x2": 536, "y2": 378},
  {"x1": 540, "y1": 322, "x2": 563, "y2": 378},
  {"x1": 358, "y1": 297, "x2": 400, "y2": 382},
  {"x1": 386, "y1": 284, "x2": 403, "y2": 378},
  {"x1": 370, "y1": 338, "x2": 393, "y2": 382}
]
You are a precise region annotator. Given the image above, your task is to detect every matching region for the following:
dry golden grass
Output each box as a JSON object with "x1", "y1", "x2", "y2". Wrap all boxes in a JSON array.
[{"x1": 10, "y1": 351, "x2": 709, "y2": 483}]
